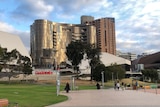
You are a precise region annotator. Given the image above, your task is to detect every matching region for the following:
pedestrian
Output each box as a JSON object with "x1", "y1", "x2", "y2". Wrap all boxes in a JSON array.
[
  {"x1": 135, "y1": 81, "x2": 138, "y2": 90},
  {"x1": 96, "y1": 82, "x2": 100, "y2": 89},
  {"x1": 117, "y1": 81, "x2": 120, "y2": 90},
  {"x1": 114, "y1": 80, "x2": 117, "y2": 90},
  {"x1": 121, "y1": 82, "x2": 124, "y2": 90},
  {"x1": 64, "y1": 82, "x2": 70, "y2": 93}
]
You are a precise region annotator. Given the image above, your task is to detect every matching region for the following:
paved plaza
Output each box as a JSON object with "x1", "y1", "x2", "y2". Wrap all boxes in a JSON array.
[{"x1": 46, "y1": 88, "x2": 160, "y2": 107}]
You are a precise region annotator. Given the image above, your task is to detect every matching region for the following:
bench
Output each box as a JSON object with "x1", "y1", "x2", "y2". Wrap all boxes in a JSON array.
[
  {"x1": 0, "y1": 99, "x2": 8, "y2": 107},
  {"x1": 0, "y1": 99, "x2": 18, "y2": 107}
]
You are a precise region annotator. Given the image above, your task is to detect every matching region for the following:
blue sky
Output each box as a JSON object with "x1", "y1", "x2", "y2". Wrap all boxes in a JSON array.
[{"x1": 0, "y1": 0, "x2": 160, "y2": 55}]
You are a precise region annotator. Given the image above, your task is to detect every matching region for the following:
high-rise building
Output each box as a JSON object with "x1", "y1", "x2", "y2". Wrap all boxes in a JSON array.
[
  {"x1": 30, "y1": 20, "x2": 54, "y2": 68},
  {"x1": 93, "y1": 18, "x2": 116, "y2": 55},
  {"x1": 81, "y1": 15, "x2": 94, "y2": 25},
  {"x1": 71, "y1": 24, "x2": 96, "y2": 45},
  {"x1": 30, "y1": 19, "x2": 96, "y2": 68},
  {"x1": 81, "y1": 16, "x2": 116, "y2": 55},
  {"x1": 30, "y1": 16, "x2": 116, "y2": 68}
]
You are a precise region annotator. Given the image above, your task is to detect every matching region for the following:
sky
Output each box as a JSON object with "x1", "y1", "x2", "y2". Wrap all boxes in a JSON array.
[{"x1": 0, "y1": 0, "x2": 160, "y2": 55}]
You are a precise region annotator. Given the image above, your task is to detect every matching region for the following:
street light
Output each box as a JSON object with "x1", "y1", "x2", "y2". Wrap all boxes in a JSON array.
[
  {"x1": 56, "y1": 69, "x2": 60, "y2": 96},
  {"x1": 112, "y1": 72, "x2": 114, "y2": 81},
  {"x1": 52, "y1": 49, "x2": 60, "y2": 96},
  {"x1": 101, "y1": 71, "x2": 104, "y2": 88}
]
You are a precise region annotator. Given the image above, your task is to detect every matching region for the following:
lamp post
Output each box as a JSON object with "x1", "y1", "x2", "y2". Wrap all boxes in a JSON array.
[
  {"x1": 101, "y1": 71, "x2": 104, "y2": 88},
  {"x1": 52, "y1": 49, "x2": 60, "y2": 96},
  {"x1": 56, "y1": 69, "x2": 60, "y2": 96},
  {"x1": 112, "y1": 72, "x2": 114, "y2": 81}
]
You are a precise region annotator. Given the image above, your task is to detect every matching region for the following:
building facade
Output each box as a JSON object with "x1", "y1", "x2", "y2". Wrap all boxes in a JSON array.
[
  {"x1": 81, "y1": 16, "x2": 116, "y2": 55},
  {"x1": 30, "y1": 19, "x2": 96, "y2": 68},
  {"x1": 31, "y1": 15, "x2": 116, "y2": 68},
  {"x1": 116, "y1": 51, "x2": 137, "y2": 61}
]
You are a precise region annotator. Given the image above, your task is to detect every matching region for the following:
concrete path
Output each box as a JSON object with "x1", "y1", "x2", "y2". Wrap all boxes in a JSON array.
[{"x1": 46, "y1": 89, "x2": 160, "y2": 107}]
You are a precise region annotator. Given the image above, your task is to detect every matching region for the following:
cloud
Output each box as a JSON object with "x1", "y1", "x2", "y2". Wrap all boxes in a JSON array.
[
  {"x1": 1, "y1": 0, "x2": 160, "y2": 55},
  {"x1": 114, "y1": 0, "x2": 160, "y2": 54},
  {"x1": 11, "y1": 0, "x2": 54, "y2": 21},
  {"x1": 0, "y1": 22, "x2": 15, "y2": 32},
  {"x1": 0, "y1": 21, "x2": 30, "y2": 51}
]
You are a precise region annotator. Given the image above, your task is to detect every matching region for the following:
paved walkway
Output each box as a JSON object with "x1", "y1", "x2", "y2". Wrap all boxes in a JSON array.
[{"x1": 46, "y1": 89, "x2": 160, "y2": 107}]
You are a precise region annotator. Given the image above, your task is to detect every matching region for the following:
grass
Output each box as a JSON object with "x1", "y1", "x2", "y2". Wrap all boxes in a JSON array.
[
  {"x1": 0, "y1": 79, "x2": 99, "y2": 107},
  {"x1": 0, "y1": 78, "x2": 153, "y2": 107},
  {"x1": 0, "y1": 83, "x2": 68, "y2": 107}
]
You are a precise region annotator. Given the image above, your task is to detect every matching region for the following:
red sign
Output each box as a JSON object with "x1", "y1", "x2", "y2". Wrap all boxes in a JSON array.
[{"x1": 35, "y1": 71, "x2": 53, "y2": 75}]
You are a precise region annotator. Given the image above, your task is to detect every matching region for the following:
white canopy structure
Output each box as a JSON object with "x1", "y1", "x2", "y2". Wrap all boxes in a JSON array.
[
  {"x1": 100, "y1": 52, "x2": 131, "y2": 66},
  {"x1": 79, "y1": 52, "x2": 131, "y2": 74},
  {"x1": 0, "y1": 31, "x2": 30, "y2": 58}
]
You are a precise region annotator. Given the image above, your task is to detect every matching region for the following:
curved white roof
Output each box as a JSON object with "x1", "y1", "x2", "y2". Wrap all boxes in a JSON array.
[
  {"x1": 100, "y1": 52, "x2": 131, "y2": 66},
  {"x1": 0, "y1": 31, "x2": 30, "y2": 58}
]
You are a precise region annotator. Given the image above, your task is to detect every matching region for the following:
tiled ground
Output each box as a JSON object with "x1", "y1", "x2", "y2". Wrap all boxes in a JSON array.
[{"x1": 46, "y1": 88, "x2": 160, "y2": 107}]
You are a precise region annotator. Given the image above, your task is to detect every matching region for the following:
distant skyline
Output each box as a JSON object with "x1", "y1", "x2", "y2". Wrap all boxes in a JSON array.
[{"x1": 0, "y1": 0, "x2": 160, "y2": 55}]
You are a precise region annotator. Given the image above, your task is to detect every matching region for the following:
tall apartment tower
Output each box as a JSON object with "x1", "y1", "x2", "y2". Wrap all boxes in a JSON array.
[
  {"x1": 94, "y1": 18, "x2": 116, "y2": 55},
  {"x1": 81, "y1": 16, "x2": 116, "y2": 55}
]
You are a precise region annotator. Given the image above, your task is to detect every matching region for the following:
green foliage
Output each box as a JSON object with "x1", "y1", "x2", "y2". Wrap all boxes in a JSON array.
[
  {"x1": 141, "y1": 69, "x2": 158, "y2": 82},
  {"x1": 66, "y1": 41, "x2": 84, "y2": 72},
  {"x1": 0, "y1": 46, "x2": 32, "y2": 79},
  {"x1": 93, "y1": 64, "x2": 105, "y2": 81},
  {"x1": 66, "y1": 42, "x2": 101, "y2": 80},
  {"x1": 85, "y1": 44, "x2": 101, "y2": 80},
  {"x1": 21, "y1": 56, "x2": 32, "y2": 74},
  {"x1": 105, "y1": 64, "x2": 125, "y2": 81}
]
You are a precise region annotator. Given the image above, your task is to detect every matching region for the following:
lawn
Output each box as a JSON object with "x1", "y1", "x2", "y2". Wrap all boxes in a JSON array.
[
  {"x1": 0, "y1": 80, "x2": 100, "y2": 107},
  {"x1": 0, "y1": 78, "x2": 148, "y2": 107},
  {"x1": 0, "y1": 83, "x2": 68, "y2": 107}
]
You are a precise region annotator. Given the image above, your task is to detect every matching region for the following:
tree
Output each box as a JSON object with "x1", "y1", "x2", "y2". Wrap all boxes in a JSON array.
[
  {"x1": 142, "y1": 69, "x2": 158, "y2": 82},
  {"x1": 0, "y1": 48, "x2": 21, "y2": 81},
  {"x1": 85, "y1": 44, "x2": 101, "y2": 80},
  {"x1": 0, "y1": 46, "x2": 32, "y2": 82},
  {"x1": 106, "y1": 64, "x2": 126, "y2": 80},
  {"x1": 66, "y1": 41, "x2": 84, "y2": 73},
  {"x1": 92, "y1": 63, "x2": 105, "y2": 81},
  {"x1": 20, "y1": 56, "x2": 32, "y2": 75}
]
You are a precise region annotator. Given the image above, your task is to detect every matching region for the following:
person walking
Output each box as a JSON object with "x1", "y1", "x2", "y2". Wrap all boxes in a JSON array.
[
  {"x1": 65, "y1": 82, "x2": 70, "y2": 93},
  {"x1": 114, "y1": 80, "x2": 117, "y2": 90},
  {"x1": 96, "y1": 82, "x2": 100, "y2": 89},
  {"x1": 121, "y1": 82, "x2": 124, "y2": 90},
  {"x1": 135, "y1": 81, "x2": 138, "y2": 90},
  {"x1": 117, "y1": 81, "x2": 120, "y2": 90}
]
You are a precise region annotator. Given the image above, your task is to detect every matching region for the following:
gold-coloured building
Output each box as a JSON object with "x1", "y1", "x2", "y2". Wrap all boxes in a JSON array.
[
  {"x1": 30, "y1": 15, "x2": 116, "y2": 68},
  {"x1": 30, "y1": 19, "x2": 96, "y2": 68}
]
